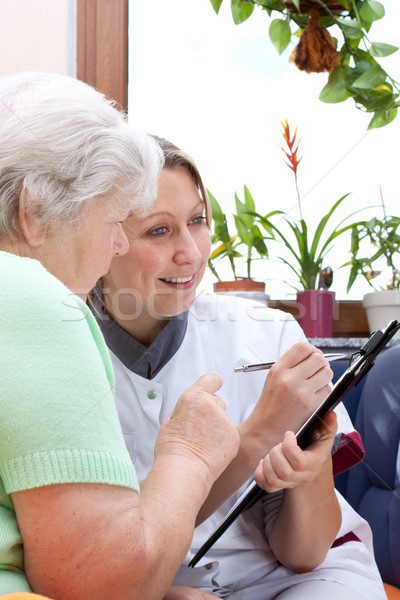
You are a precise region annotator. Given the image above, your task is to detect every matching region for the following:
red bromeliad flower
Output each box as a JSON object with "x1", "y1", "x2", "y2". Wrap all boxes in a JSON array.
[
  {"x1": 281, "y1": 119, "x2": 302, "y2": 174},
  {"x1": 280, "y1": 119, "x2": 303, "y2": 219}
]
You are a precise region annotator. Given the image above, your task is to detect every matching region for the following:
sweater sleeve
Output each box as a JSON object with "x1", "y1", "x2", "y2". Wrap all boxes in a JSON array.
[{"x1": 0, "y1": 254, "x2": 139, "y2": 494}]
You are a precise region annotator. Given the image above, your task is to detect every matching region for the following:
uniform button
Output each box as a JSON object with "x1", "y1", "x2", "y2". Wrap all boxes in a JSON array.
[{"x1": 147, "y1": 390, "x2": 157, "y2": 399}]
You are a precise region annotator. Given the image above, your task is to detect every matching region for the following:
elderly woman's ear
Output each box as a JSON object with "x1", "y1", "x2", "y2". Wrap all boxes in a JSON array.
[{"x1": 18, "y1": 189, "x2": 46, "y2": 247}]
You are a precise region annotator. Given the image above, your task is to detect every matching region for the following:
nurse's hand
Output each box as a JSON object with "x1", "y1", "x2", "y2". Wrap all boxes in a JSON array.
[
  {"x1": 155, "y1": 371, "x2": 240, "y2": 487},
  {"x1": 241, "y1": 341, "x2": 333, "y2": 457},
  {"x1": 254, "y1": 411, "x2": 337, "y2": 493},
  {"x1": 256, "y1": 411, "x2": 341, "y2": 572},
  {"x1": 164, "y1": 586, "x2": 219, "y2": 599}
]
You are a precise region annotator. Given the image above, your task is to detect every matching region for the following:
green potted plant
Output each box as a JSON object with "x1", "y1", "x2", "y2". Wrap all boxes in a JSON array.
[
  {"x1": 255, "y1": 120, "x2": 366, "y2": 336},
  {"x1": 347, "y1": 191, "x2": 400, "y2": 336},
  {"x1": 208, "y1": 185, "x2": 277, "y2": 293},
  {"x1": 208, "y1": 0, "x2": 399, "y2": 129}
]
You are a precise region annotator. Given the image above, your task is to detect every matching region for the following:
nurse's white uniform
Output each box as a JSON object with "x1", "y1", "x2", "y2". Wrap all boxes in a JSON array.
[{"x1": 101, "y1": 293, "x2": 386, "y2": 599}]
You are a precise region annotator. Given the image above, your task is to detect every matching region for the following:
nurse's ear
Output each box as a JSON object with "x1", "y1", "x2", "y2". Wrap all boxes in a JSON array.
[{"x1": 18, "y1": 189, "x2": 46, "y2": 247}]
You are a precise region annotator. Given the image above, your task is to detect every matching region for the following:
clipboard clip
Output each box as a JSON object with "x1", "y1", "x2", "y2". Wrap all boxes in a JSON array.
[{"x1": 349, "y1": 328, "x2": 386, "y2": 376}]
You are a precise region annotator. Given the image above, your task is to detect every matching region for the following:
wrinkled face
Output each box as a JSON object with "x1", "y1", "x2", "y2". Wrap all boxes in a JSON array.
[
  {"x1": 49, "y1": 196, "x2": 130, "y2": 295},
  {"x1": 104, "y1": 167, "x2": 211, "y2": 327}
]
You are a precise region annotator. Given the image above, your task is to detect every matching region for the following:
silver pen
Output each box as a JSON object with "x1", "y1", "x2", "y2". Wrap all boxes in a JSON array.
[{"x1": 234, "y1": 353, "x2": 349, "y2": 373}]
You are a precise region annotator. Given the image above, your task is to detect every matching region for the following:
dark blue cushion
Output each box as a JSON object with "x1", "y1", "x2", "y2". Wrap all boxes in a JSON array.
[
  {"x1": 345, "y1": 345, "x2": 400, "y2": 587},
  {"x1": 331, "y1": 358, "x2": 368, "y2": 425}
]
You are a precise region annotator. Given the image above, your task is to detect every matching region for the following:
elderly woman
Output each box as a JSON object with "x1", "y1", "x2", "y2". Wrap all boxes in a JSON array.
[{"x1": 0, "y1": 72, "x2": 240, "y2": 600}]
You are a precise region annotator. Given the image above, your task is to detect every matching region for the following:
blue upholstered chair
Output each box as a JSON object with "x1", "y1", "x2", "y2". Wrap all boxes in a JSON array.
[{"x1": 332, "y1": 345, "x2": 400, "y2": 594}]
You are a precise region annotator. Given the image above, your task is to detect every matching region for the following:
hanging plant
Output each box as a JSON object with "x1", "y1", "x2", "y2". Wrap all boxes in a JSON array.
[
  {"x1": 284, "y1": 0, "x2": 343, "y2": 72},
  {"x1": 208, "y1": 0, "x2": 399, "y2": 129}
]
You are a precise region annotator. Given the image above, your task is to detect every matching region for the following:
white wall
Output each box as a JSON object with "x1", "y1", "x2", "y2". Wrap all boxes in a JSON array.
[{"x1": 0, "y1": 0, "x2": 73, "y2": 77}]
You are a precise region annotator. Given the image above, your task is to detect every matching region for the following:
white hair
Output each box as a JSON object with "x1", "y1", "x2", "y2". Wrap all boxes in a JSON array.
[{"x1": 0, "y1": 71, "x2": 163, "y2": 239}]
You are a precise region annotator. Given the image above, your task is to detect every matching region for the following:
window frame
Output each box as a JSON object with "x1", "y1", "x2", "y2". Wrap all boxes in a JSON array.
[{"x1": 77, "y1": 0, "x2": 128, "y2": 109}]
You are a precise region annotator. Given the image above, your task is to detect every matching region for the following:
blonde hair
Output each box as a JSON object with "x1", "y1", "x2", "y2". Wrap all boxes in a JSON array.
[{"x1": 150, "y1": 136, "x2": 211, "y2": 226}]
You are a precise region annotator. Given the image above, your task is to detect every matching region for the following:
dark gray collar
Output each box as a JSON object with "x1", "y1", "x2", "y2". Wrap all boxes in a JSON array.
[{"x1": 92, "y1": 299, "x2": 188, "y2": 379}]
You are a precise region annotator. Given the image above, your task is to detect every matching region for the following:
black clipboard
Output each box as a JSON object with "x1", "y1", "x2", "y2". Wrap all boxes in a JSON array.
[{"x1": 189, "y1": 319, "x2": 400, "y2": 567}]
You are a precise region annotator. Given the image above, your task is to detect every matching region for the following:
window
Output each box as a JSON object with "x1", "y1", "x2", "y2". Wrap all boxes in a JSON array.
[
  {"x1": 127, "y1": 0, "x2": 400, "y2": 300},
  {"x1": 78, "y1": 0, "x2": 400, "y2": 302}
]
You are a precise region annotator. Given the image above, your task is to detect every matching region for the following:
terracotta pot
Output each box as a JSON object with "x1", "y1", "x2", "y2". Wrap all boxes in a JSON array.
[
  {"x1": 296, "y1": 289, "x2": 335, "y2": 338},
  {"x1": 213, "y1": 280, "x2": 265, "y2": 293}
]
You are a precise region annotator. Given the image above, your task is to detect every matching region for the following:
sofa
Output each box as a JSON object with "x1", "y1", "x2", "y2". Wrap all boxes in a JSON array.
[{"x1": 332, "y1": 345, "x2": 400, "y2": 598}]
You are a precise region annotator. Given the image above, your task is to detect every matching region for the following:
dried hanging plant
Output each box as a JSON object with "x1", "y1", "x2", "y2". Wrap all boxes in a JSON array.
[
  {"x1": 285, "y1": 1, "x2": 343, "y2": 73},
  {"x1": 209, "y1": 0, "x2": 400, "y2": 129}
]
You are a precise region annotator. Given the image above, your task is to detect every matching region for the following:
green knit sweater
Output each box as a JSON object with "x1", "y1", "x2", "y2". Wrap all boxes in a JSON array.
[{"x1": 0, "y1": 251, "x2": 139, "y2": 593}]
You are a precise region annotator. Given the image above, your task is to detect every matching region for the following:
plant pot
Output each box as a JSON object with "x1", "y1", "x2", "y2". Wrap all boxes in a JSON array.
[
  {"x1": 213, "y1": 280, "x2": 265, "y2": 293},
  {"x1": 296, "y1": 290, "x2": 335, "y2": 338},
  {"x1": 362, "y1": 290, "x2": 400, "y2": 339},
  {"x1": 213, "y1": 280, "x2": 268, "y2": 305},
  {"x1": 284, "y1": 0, "x2": 344, "y2": 15}
]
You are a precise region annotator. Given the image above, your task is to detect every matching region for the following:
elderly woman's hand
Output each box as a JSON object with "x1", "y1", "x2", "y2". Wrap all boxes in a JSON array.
[
  {"x1": 12, "y1": 372, "x2": 239, "y2": 600},
  {"x1": 155, "y1": 371, "x2": 240, "y2": 487}
]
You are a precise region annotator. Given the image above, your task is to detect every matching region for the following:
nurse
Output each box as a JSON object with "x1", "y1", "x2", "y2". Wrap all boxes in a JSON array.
[{"x1": 90, "y1": 137, "x2": 386, "y2": 599}]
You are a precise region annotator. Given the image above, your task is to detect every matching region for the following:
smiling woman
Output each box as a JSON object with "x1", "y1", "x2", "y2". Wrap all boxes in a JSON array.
[
  {"x1": 100, "y1": 165, "x2": 211, "y2": 345},
  {"x1": 88, "y1": 135, "x2": 386, "y2": 600},
  {"x1": 90, "y1": 136, "x2": 211, "y2": 348}
]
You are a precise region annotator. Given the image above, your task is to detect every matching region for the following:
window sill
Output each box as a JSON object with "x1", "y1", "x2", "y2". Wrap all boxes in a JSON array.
[{"x1": 268, "y1": 300, "x2": 370, "y2": 338}]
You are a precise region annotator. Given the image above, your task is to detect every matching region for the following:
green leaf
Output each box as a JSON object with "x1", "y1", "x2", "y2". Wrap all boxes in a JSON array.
[
  {"x1": 257, "y1": 0, "x2": 284, "y2": 10},
  {"x1": 269, "y1": 19, "x2": 291, "y2": 55},
  {"x1": 362, "y1": 83, "x2": 395, "y2": 112},
  {"x1": 231, "y1": 0, "x2": 254, "y2": 24},
  {"x1": 336, "y1": 17, "x2": 362, "y2": 39},
  {"x1": 210, "y1": 0, "x2": 224, "y2": 14},
  {"x1": 338, "y1": 0, "x2": 351, "y2": 10},
  {"x1": 213, "y1": 221, "x2": 232, "y2": 247},
  {"x1": 319, "y1": 67, "x2": 351, "y2": 104},
  {"x1": 347, "y1": 262, "x2": 362, "y2": 293},
  {"x1": 360, "y1": 0, "x2": 385, "y2": 24},
  {"x1": 341, "y1": 37, "x2": 363, "y2": 57},
  {"x1": 349, "y1": 60, "x2": 374, "y2": 82},
  {"x1": 311, "y1": 194, "x2": 351, "y2": 258},
  {"x1": 235, "y1": 190, "x2": 254, "y2": 230},
  {"x1": 233, "y1": 203, "x2": 254, "y2": 231},
  {"x1": 253, "y1": 235, "x2": 269, "y2": 257},
  {"x1": 243, "y1": 185, "x2": 256, "y2": 212},
  {"x1": 368, "y1": 106, "x2": 398, "y2": 129},
  {"x1": 370, "y1": 42, "x2": 399, "y2": 58},
  {"x1": 291, "y1": 0, "x2": 300, "y2": 11},
  {"x1": 352, "y1": 65, "x2": 386, "y2": 89},
  {"x1": 209, "y1": 237, "x2": 237, "y2": 260},
  {"x1": 207, "y1": 190, "x2": 225, "y2": 222},
  {"x1": 234, "y1": 214, "x2": 253, "y2": 245}
]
